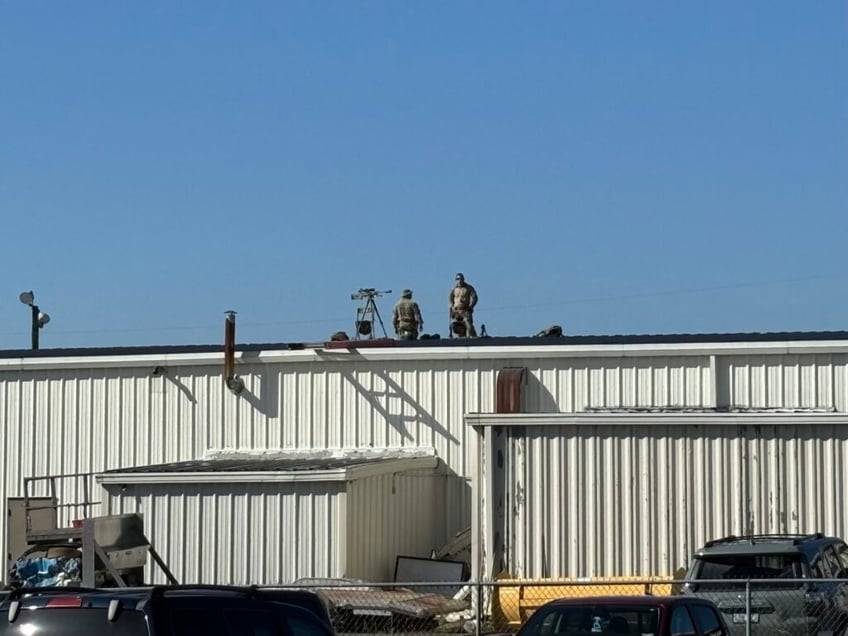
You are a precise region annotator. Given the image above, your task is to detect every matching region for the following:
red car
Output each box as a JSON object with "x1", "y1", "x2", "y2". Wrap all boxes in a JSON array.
[{"x1": 516, "y1": 595, "x2": 730, "y2": 636}]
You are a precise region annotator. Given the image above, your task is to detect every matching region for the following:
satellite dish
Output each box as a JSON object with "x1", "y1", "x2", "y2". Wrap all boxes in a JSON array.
[{"x1": 19, "y1": 291, "x2": 34, "y2": 306}]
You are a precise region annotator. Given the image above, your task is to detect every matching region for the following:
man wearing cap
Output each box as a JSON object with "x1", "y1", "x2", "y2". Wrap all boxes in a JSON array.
[
  {"x1": 393, "y1": 289, "x2": 424, "y2": 340},
  {"x1": 448, "y1": 273, "x2": 478, "y2": 338}
]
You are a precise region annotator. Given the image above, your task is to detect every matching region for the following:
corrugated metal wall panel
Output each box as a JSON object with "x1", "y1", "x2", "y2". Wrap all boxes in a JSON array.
[
  {"x1": 104, "y1": 482, "x2": 347, "y2": 585},
  {"x1": 720, "y1": 354, "x2": 848, "y2": 409},
  {"x1": 346, "y1": 469, "x2": 445, "y2": 582},
  {"x1": 2, "y1": 347, "x2": 848, "y2": 582},
  {"x1": 504, "y1": 422, "x2": 848, "y2": 579},
  {"x1": 527, "y1": 357, "x2": 712, "y2": 412}
]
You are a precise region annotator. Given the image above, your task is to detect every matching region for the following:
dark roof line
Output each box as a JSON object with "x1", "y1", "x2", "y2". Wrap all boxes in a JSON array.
[
  {"x1": 1, "y1": 330, "x2": 847, "y2": 360},
  {"x1": 101, "y1": 456, "x2": 403, "y2": 474}
]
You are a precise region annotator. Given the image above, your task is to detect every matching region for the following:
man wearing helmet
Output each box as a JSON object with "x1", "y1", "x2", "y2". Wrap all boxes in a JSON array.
[
  {"x1": 393, "y1": 289, "x2": 424, "y2": 340},
  {"x1": 448, "y1": 273, "x2": 478, "y2": 338}
]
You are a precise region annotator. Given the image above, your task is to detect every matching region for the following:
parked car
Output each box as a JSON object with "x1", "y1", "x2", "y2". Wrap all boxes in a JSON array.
[
  {"x1": 254, "y1": 587, "x2": 335, "y2": 630},
  {"x1": 682, "y1": 533, "x2": 848, "y2": 636},
  {"x1": 516, "y1": 595, "x2": 730, "y2": 636},
  {"x1": 0, "y1": 584, "x2": 336, "y2": 636}
]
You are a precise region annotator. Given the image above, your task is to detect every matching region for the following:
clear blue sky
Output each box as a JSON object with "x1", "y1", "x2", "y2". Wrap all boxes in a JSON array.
[{"x1": 2, "y1": 2, "x2": 846, "y2": 349}]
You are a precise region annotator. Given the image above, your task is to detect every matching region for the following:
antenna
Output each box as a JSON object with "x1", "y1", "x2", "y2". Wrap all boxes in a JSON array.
[{"x1": 350, "y1": 288, "x2": 391, "y2": 339}]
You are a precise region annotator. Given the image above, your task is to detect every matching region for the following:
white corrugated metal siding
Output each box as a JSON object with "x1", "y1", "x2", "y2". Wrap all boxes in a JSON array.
[
  {"x1": 526, "y1": 356, "x2": 714, "y2": 411},
  {"x1": 101, "y1": 463, "x2": 444, "y2": 585},
  {"x1": 346, "y1": 469, "x2": 447, "y2": 582},
  {"x1": 3, "y1": 343, "x2": 848, "y2": 582},
  {"x1": 0, "y1": 357, "x2": 494, "y2": 573},
  {"x1": 717, "y1": 354, "x2": 848, "y2": 410},
  {"x1": 492, "y1": 417, "x2": 848, "y2": 579},
  {"x1": 104, "y1": 481, "x2": 348, "y2": 585}
]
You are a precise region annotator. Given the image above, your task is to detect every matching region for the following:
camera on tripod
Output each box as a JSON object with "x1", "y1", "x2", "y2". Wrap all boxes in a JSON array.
[
  {"x1": 350, "y1": 288, "x2": 389, "y2": 301},
  {"x1": 350, "y1": 287, "x2": 392, "y2": 338}
]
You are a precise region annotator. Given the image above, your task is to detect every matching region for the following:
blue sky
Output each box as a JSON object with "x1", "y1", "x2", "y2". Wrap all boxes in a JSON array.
[{"x1": 1, "y1": 2, "x2": 846, "y2": 349}]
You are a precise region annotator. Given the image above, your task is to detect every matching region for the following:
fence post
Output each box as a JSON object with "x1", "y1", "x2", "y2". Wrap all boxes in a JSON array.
[
  {"x1": 745, "y1": 579, "x2": 751, "y2": 636},
  {"x1": 476, "y1": 581, "x2": 482, "y2": 636}
]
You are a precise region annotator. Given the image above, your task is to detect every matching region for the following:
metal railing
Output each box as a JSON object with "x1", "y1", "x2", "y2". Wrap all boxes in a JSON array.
[{"x1": 22, "y1": 472, "x2": 101, "y2": 533}]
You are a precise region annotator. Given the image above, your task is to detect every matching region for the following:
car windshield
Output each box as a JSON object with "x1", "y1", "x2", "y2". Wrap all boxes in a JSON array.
[
  {"x1": 519, "y1": 604, "x2": 661, "y2": 636},
  {"x1": 693, "y1": 553, "x2": 803, "y2": 588}
]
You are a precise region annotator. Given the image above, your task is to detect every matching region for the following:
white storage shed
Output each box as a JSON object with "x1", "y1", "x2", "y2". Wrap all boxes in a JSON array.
[{"x1": 97, "y1": 448, "x2": 445, "y2": 584}]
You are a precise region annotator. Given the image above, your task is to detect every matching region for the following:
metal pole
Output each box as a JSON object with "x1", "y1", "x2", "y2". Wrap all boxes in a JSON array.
[
  {"x1": 31, "y1": 304, "x2": 39, "y2": 350},
  {"x1": 745, "y1": 579, "x2": 751, "y2": 636},
  {"x1": 224, "y1": 311, "x2": 236, "y2": 381},
  {"x1": 82, "y1": 518, "x2": 95, "y2": 587},
  {"x1": 475, "y1": 581, "x2": 482, "y2": 636}
]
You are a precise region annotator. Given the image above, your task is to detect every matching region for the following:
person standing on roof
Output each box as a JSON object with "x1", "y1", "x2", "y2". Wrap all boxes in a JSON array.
[
  {"x1": 448, "y1": 273, "x2": 478, "y2": 338},
  {"x1": 393, "y1": 289, "x2": 424, "y2": 340}
]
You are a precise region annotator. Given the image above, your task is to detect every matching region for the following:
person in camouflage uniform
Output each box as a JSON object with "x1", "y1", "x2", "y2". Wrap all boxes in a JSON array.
[
  {"x1": 392, "y1": 289, "x2": 423, "y2": 340},
  {"x1": 448, "y1": 273, "x2": 478, "y2": 338}
]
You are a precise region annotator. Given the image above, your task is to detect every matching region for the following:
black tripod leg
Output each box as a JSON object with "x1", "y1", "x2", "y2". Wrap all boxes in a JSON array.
[{"x1": 373, "y1": 302, "x2": 389, "y2": 339}]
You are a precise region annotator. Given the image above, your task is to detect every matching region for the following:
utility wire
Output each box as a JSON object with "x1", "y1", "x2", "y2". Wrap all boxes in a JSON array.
[
  {"x1": 0, "y1": 273, "x2": 843, "y2": 339},
  {"x1": 485, "y1": 273, "x2": 846, "y2": 312},
  {"x1": 0, "y1": 317, "x2": 343, "y2": 338}
]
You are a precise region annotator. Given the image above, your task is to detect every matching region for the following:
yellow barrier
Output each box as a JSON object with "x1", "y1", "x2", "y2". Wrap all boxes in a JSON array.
[{"x1": 492, "y1": 576, "x2": 683, "y2": 628}]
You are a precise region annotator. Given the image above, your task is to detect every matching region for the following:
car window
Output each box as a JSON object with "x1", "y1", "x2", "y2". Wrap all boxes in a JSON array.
[
  {"x1": 283, "y1": 613, "x2": 334, "y2": 636},
  {"x1": 0, "y1": 607, "x2": 149, "y2": 635},
  {"x1": 520, "y1": 606, "x2": 589, "y2": 636},
  {"x1": 518, "y1": 605, "x2": 659, "y2": 636},
  {"x1": 267, "y1": 601, "x2": 333, "y2": 634},
  {"x1": 693, "y1": 554, "x2": 803, "y2": 588},
  {"x1": 689, "y1": 605, "x2": 725, "y2": 636},
  {"x1": 170, "y1": 608, "x2": 282, "y2": 636},
  {"x1": 171, "y1": 609, "x2": 227, "y2": 636},
  {"x1": 670, "y1": 607, "x2": 696, "y2": 636},
  {"x1": 224, "y1": 609, "x2": 280, "y2": 636}
]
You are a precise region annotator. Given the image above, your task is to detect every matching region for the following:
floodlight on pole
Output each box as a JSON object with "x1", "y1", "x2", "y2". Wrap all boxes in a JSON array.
[{"x1": 19, "y1": 291, "x2": 49, "y2": 350}]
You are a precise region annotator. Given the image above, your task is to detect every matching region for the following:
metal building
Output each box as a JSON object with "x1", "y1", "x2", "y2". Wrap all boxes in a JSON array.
[
  {"x1": 469, "y1": 411, "x2": 848, "y2": 582},
  {"x1": 1, "y1": 330, "x2": 848, "y2": 585},
  {"x1": 97, "y1": 448, "x2": 444, "y2": 584}
]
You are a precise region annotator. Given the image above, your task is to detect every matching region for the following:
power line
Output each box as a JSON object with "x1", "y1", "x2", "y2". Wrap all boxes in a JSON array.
[
  {"x1": 0, "y1": 316, "x2": 345, "y2": 339},
  {"x1": 0, "y1": 273, "x2": 843, "y2": 340},
  {"x1": 484, "y1": 273, "x2": 846, "y2": 313}
]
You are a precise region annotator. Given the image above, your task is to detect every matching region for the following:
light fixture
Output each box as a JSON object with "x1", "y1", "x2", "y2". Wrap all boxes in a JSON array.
[{"x1": 19, "y1": 291, "x2": 50, "y2": 350}]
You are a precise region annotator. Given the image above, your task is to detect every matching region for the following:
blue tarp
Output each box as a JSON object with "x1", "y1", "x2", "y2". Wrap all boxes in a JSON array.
[{"x1": 8, "y1": 556, "x2": 82, "y2": 587}]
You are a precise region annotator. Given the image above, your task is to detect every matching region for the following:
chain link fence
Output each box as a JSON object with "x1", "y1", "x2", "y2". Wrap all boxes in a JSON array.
[{"x1": 276, "y1": 578, "x2": 848, "y2": 636}]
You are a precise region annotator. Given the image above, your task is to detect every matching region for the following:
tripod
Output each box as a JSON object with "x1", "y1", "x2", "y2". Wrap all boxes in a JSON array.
[{"x1": 351, "y1": 288, "x2": 391, "y2": 339}]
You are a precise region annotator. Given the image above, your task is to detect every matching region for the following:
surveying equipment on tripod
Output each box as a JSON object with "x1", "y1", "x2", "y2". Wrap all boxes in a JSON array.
[{"x1": 350, "y1": 288, "x2": 391, "y2": 339}]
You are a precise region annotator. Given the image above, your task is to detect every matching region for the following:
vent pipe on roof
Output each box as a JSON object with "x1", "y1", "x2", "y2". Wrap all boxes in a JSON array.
[{"x1": 224, "y1": 311, "x2": 245, "y2": 395}]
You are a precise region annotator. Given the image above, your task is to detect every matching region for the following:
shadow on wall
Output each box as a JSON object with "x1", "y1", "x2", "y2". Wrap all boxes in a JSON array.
[
  {"x1": 163, "y1": 372, "x2": 197, "y2": 405},
  {"x1": 510, "y1": 367, "x2": 558, "y2": 413},
  {"x1": 437, "y1": 466, "x2": 474, "y2": 552},
  {"x1": 220, "y1": 357, "x2": 458, "y2": 441},
  {"x1": 237, "y1": 372, "x2": 280, "y2": 418},
  {"x1": 339, "y1": 369, "x2": 459, "y2": 444},
  {"x1": 234, "y1": 352, "x2": 280, "y2": 418}
]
